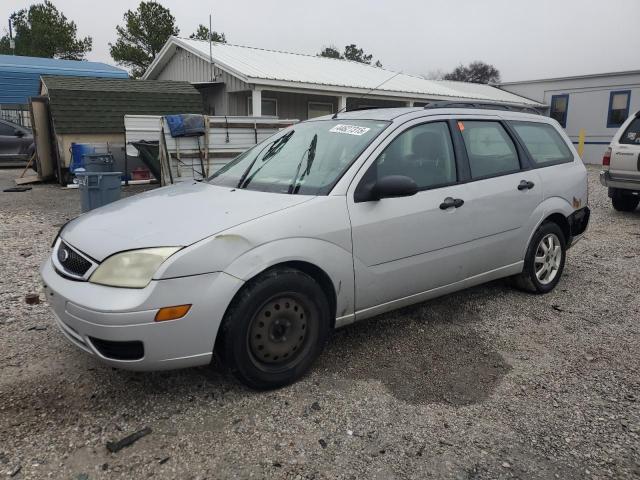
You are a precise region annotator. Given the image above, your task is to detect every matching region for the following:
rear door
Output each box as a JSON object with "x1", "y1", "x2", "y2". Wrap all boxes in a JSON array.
[
  {"x1": 610, "y1": 113, "x2": 640, "y2": 181},
  {"x1": 453, "y1": 118, "x2": 543, "y2": 277}
]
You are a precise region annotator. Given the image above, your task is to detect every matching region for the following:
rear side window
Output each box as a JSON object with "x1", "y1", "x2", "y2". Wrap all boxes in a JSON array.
[
  {"x1": 0, "y1": 122, "x2": 15, "y2": 136},
  {"x1": 459, "y1": 121, "x2": 520, "y2": 179},
  {"x1": 510, "y1": 121, "x2": 573, "y2": 166},
  {"x1": 620, "y1": 116, "x2": 640, "y2": 145}
]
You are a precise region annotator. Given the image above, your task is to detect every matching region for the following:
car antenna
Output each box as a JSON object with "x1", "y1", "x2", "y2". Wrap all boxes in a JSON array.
[{"x1": 332, "y1": 70, "x2": 403, "y2": 119}]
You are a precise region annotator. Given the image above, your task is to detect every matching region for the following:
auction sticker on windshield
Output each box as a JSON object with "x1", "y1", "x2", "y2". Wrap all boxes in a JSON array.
[{"x1": 329, "y1": 124, "x2": 371, "y2": 136}]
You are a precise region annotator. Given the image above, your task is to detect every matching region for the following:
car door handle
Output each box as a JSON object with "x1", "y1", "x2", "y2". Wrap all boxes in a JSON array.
[
  {"x1": 518, "y1": 180, "x2": 535, "y2": 190},
  {"x1": 439, "y1": 197, "x2": 464, "y2": 209}
]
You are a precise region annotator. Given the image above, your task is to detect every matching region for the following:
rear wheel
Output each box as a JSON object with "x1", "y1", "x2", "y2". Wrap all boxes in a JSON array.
[
  {"x1": 215, "y1": 267, "x2": 331, "y2": 390},
  {"x1": 512, "y1": 222, "x2": 566, "y2": 294},
  {"x1": 611, "y1": 191, "x2": 639, "y2": 212}
]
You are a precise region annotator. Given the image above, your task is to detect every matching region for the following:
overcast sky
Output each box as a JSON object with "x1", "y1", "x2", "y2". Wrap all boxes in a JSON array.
[{"x1": 2, "y1": 0, "x2": 639, "y2": 81}]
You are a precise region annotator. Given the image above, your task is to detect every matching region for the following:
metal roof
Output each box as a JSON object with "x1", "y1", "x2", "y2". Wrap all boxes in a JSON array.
[
  {"x1": 0, "y1": 54, "x2": 128, "y2": 105},
  {"x1": 143, "y1": 37, "x2": 542, "y2": 107},
  {"x1": 499, "y1": 69, "x2": 640, "y2": 86},
  {"x1": 41, "y1": 75, "x2": 203, "y2": 134}
]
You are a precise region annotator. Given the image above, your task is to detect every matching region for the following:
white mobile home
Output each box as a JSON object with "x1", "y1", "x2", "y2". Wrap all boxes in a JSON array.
[{"x1": 500, "y1": 71, "x2": 640, "y2": 164}]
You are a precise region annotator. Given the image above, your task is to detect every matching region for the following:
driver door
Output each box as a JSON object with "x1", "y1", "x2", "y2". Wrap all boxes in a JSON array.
[{"x1": 347, "y1": 119, "x2": 476, "y2": 313}]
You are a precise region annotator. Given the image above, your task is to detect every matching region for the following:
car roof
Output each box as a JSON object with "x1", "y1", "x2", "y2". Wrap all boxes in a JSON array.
[
  {"x1": 0, "y1": 118, "x2": 29, "y2": 130},
  {"x1": 319, "y1": 106, "x2": 548, "y2": 124}
]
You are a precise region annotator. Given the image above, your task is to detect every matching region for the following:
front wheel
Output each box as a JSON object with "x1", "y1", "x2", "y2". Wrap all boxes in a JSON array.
[
  {"x1": 512, "y1": 222, "x2": 566, "y2": 294},
  {"x1": 215, "y1": 267, "x2": 331, "y2": 390}
]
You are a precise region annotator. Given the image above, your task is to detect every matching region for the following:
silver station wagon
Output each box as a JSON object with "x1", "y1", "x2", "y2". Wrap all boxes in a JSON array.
[{"x1": 42, "y1": 104, "x2": 590, "y2": 389}]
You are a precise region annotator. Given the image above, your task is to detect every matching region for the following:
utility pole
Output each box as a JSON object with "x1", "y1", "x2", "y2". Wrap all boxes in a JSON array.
[
  {"x1": 209, "y1": 14, "x2": 214, "y2": 82},
  {"x1": 9, "y1": 19, "x2": 16, "y2": 54}
]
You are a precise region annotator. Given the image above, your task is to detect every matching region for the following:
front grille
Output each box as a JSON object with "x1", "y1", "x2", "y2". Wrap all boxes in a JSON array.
[
  {"x1": 89, "y1": 337, "x2": 144, "y2": 361},
  {"x1": 57, "y1": 241, "x2": 92, "y2": 277}
]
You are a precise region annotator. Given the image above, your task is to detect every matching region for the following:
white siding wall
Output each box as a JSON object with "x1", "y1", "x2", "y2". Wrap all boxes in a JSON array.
[{"x1": 500, "y1": 73, "x2": 640, "y2": 164}]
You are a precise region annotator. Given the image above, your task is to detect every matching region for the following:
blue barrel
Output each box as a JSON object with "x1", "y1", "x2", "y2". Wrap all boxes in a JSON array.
[{"x1": 70, "y1": 144, "x2": 95, "y2": 172}]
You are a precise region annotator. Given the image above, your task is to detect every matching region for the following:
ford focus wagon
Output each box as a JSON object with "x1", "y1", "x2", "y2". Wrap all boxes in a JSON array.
[{"x1": 41, "y1": 104, "x2": 590, "y2": 389}]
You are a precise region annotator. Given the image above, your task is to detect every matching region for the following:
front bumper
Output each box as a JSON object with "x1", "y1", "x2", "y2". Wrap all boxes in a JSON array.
[
  {"x1": 600, "y1": 170, "x2": 640, "y2": 192},
  {"x1": 41, "y1": 258, "x2": 244, "y2": 371}
]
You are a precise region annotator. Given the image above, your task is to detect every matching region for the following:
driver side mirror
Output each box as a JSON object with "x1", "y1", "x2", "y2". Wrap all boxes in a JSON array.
[
  {"x1": 14, "y1": 129, "x2": 25, "y2": 138},
  {"x1": 355, "y1": 175, "x2": 419, "y2": 202}
]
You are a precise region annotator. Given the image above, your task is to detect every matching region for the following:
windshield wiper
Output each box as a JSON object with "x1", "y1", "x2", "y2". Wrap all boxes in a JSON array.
[
  {"x1": 237, "y1": 130, "x2": 294, "y2": 189},
  {"x1": 288, "y1": 134, "x2": 317, "y2": 194}
]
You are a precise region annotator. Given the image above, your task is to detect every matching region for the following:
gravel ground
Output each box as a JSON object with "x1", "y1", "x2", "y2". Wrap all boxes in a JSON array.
[{"x1": 0, "y1": 166, "x2": 639, "y2": 480}]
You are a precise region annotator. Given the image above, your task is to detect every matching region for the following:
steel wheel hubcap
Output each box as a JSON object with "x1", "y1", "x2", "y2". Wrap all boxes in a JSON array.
[
  {"x1": 534, "y1": 233, "x2": 562, "y2": 285},
  {"x1": 249, "y1": 296, "x2": 308, "y2": 364}
]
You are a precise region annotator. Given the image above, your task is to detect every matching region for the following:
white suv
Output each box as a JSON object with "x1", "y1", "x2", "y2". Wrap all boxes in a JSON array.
[
  {"x1": 42, "y1": 104, "x2": 589, "y2": 389},
  {"x1": 600, "y1": 110, "x2": 640, "y2": 211}
]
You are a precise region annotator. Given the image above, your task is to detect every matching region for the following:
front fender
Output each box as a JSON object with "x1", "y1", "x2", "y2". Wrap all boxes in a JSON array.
[{"x1": 224, "y1": 238, "x2": 355, "y2": 323}]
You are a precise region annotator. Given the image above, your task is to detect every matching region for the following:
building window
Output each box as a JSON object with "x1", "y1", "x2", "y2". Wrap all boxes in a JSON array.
[
  {"x1": 247, "y1": 97, "x2": 278, "y2": 116},
  {"x1": 549, "y1": 94, "x2": 569, "y2": 128},
  {"x1": 308, "y1": 102, "x2": 333, "y2": 119},
  {"x1": 607, "y1": 90, "x2": 631, "y2": 128}
]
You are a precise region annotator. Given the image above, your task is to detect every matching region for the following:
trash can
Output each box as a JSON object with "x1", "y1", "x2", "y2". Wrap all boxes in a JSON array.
[
  {"x1": 76, "y1": 171, "x2": 122, "y2": 212},
  {"x1": 82, "y1": 153, "x2": 115, "y2": 172}
]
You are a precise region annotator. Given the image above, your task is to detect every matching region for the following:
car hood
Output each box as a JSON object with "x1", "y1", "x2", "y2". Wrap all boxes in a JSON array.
[{"x1": 61, "y1": 182, "x2": 313, "y2": 261}]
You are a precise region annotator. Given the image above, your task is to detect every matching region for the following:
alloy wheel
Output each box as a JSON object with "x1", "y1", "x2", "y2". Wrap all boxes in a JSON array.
[{"x1": 534, "y1": 233, "x2": 562, "y2": 285}]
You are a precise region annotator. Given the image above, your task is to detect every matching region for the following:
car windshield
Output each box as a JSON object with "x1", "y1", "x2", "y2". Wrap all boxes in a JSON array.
[{"x1": 208, "y1": 119, "x2": 390, "y2": 195}]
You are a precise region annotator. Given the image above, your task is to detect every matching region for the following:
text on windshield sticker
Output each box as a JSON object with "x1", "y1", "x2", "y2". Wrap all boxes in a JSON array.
[{"x1": 329, "y1": 124, "x2": 371, "y2": 136}]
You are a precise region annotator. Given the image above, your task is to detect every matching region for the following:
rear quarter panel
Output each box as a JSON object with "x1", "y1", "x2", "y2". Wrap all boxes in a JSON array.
[{"x1": 525, "y1": 156, "x2": 587, "y2": 254}]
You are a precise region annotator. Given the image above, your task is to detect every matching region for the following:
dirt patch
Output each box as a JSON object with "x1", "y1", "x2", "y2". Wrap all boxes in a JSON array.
[{"x1": 324, "y1": 295, "x2": 511, "y2": 405}]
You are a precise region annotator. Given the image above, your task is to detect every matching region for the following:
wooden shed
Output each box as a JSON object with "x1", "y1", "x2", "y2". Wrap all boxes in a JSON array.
[{"x1": 31, "y1": 76, "x2": 204, "y2": 184}]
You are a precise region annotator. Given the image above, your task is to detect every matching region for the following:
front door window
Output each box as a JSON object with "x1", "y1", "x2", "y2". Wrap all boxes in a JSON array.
[{"x1": 360, "y1": 121, "x2": 457, "y2": 191}]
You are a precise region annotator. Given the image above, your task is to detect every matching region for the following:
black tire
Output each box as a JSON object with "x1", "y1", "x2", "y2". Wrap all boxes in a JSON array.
[
  {"x1": 512, "y1": 222, "x2": 566, "y2": 294},
  {"x1": 215, "y1": 267, "x2": 331, "y2": 390},
  {"x1": 611, "y1": 193, "x2": 639, "y2": 212}
]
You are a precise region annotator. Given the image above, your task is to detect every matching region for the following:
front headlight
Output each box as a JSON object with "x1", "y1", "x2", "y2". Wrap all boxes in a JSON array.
[{"x1": 89, "y1": 247, "x2": 181, "y2": 288}]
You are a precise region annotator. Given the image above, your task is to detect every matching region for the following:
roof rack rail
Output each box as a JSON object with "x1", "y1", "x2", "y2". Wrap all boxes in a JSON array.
[
  {"x1": 424, "y1": 101, "x2": 541, "y2": 115},
  {"x1": 349, "y1": 106, "x2": 384, "y2": 112}
]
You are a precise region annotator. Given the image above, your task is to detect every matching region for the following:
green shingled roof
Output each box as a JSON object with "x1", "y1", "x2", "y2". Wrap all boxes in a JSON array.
[{"x1": 42, "y1": 76, "x2": 203, "y2": 134}]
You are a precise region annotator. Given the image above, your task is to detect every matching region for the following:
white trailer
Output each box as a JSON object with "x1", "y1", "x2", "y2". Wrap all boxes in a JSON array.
[{"x1": 124, "y1": 115, "x2": 297, "y2": 184}]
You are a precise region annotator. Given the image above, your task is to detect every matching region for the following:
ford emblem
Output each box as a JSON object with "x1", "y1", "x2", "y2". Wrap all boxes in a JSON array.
[{"x1": 58, "y1": 246, "x2": 70, "y2": 263}]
